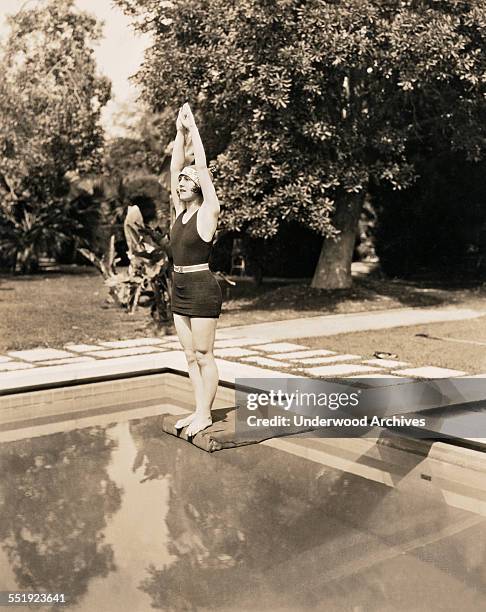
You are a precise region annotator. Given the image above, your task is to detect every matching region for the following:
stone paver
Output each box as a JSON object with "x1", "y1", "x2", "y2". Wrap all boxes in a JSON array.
[
  {"x1": 0, "y1": 362, "x2": 35, "y2": 371},
  {"x1": 99, "y1": 338, "x2": 164, "y2": 348},
  {"x1": 294, "y1": 354, "x2": 362, "y2": 365},
  {"x1": 40, "y1": 356, "x2": 97, "y2": 366},
  {"x1": 241, "y1": 356, "x2": 295, "y2": 368},
  {"x1": 394, "y1": 366, "x2": 467, "y2": 378},
  {"x1": 161, "y1": 341, "x2": 187, "y2": 350},
  {"x1": 271, "y1": 349, "x2": 336, "y2": 359},
  {"x1": 7, "y1": 348, "x2": 75, "y2": 362},
  {"x1": 64, "y1": 344, "x2": 105, "y2": 352},
  {"x1": 214, "y1": 338, "x2": 276, "y2": 348},
  {"x1": 348, "y1": 374, "x2": 410, "y2": 387},
  {"x1": 305, "y1": 363, "x2": 383, "y2": 377},
  {"x1": 161, "y1": 334, "x2": 178, "y2": 342},
  {"x1": 86, "y1": 347, "x2": 167, "y2": 359},
  {"x1": 363, "y1": 359, "x2": 410, "y2": 368},
  {"x1": 346, "y1": 376, "x2": 413, "y2": 389},
  {"x1": 214, "y1": 348, "x2": 259, "y2": 358},
  {"x1": 251, "y1": 342, "x2": 309, "y2": 353}
]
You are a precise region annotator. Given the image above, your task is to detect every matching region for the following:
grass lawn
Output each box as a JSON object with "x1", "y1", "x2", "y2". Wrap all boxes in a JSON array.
[
  {"x1": 0, "y1": 269, "x2": 149, "y2": 351},
  {"x1": 298, "y1": 317, "x2": 486, "y2": 375},
  {"x1": 0, "y1": 266, "x2": 485, "y2": 353}
]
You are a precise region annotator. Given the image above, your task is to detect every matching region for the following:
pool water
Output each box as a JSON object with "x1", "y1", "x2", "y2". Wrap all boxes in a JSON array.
[{"x1": 0, "y1": 407, "x2": 485, "y2": 611}]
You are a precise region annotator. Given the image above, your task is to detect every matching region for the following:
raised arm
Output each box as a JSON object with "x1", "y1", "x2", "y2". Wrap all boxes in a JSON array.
[
  {"x1": 180, "y1": 103, "x2": 220, "y2": 240},
  {"x1": 170, "y1": 108, "x2": 187, "y2": 222}
]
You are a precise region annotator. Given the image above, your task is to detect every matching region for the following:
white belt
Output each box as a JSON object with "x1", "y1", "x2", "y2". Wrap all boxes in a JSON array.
[{"x1": 173, "y1": 263, "x2": 210, "y2": 273}]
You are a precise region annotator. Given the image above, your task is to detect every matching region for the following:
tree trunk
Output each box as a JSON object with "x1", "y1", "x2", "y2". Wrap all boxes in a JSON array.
[{"x1": 311, "y1": 191, "x2": 365, "y2": 289}]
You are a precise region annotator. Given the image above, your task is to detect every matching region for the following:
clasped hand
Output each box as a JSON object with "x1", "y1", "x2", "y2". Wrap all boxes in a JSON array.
[{"x1": 176, "y1": 102, "x2": 196, "y2": 131}]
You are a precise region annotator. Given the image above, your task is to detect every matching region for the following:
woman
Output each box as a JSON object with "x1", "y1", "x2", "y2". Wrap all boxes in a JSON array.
[{"x1": 169, "y1": 102, "x2": 222, "y2": 437}]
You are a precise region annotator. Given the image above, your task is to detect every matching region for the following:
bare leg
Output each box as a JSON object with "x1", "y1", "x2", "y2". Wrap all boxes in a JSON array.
[
  {"x1": 185, "y1": 317, "x2": 219, "y2": 437},
  {"x1": 172, "y1": 314, "x2": 203, "y2": 429}
]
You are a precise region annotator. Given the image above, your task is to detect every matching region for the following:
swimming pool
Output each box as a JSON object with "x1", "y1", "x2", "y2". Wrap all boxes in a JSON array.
[{"x1": 1, "y1": 374, "x2": 486, "y2": 611}]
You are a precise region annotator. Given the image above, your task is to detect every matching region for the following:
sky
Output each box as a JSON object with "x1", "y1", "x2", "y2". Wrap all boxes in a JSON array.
[{"x1": 0, "y1": 0, "x2": 152, "y2": 136}]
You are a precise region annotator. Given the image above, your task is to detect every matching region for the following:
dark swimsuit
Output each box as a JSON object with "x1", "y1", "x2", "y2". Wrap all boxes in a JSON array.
[{"x1": 170, "y1": 209, "x2": 223, "y2": 318}]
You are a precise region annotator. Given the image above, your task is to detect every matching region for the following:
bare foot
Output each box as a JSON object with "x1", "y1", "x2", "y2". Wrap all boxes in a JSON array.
[
  {"x1": 185, "y1": 415, "x2": 212, "y2": 437},
  {"x1": 174, "y1": 413, "x2": 196, "y2": 430}
]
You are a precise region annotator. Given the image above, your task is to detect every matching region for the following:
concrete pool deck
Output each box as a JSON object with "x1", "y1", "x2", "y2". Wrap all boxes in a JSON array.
[
  {"x1": 216, "y1": 305, "x2": 486, "y2": 340},
  {"x1": 0, "y1": 304, "x2": 485, "y2": 393}
]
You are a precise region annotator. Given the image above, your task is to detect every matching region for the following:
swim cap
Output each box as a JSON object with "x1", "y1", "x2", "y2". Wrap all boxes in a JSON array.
[{"x1": 178, "y1": 166, "x2": 200, "y2": 190}]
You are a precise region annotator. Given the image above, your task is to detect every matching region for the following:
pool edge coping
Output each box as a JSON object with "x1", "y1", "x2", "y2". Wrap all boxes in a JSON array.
[{"x1": 0, "y1": 351, "x2": 300, "y2": 397}]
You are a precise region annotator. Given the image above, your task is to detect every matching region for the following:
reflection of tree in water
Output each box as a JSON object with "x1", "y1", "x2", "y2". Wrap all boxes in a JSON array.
[
  {"x1": 0, "y1": 427, "x2": 122, "y2": 606},
  {"x1": 130, "y1": 417, "x2": 382, "y2": 611}
]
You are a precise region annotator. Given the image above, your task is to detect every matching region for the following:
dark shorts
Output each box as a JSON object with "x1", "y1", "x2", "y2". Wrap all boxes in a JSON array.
[{"x1": 171, "y1": 270, "x2": 223, "y2": 318}]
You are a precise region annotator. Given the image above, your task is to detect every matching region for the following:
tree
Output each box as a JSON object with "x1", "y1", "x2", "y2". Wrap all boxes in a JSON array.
[
  {"x1": 117, "y1": 0, "x2": 486, "y2": 287},
  {"x1": 103, "y1": 106, "x2": 173, "y2": 178},
  {"x1": 0, "y1": 0, "x2": 111, "y2": 272},
  {"x1": 373, "y1": 154, "x2": 486, "y2": 278},
  {"x1": 101, "y1": 107, "x2": 173, "y2": 253}
]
